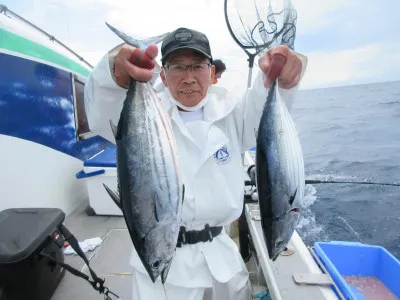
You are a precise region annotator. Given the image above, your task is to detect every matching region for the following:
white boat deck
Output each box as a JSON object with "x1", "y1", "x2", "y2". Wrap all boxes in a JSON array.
[
  {"x1": 245, "y1": 203, "x2": 338, "y2": 300},
  {"x1": 50, "y1": 202, "x2": 339, "y2": 300},
  {"x1": 242, "y1": 151, "x2": 338, "y2": 300}
]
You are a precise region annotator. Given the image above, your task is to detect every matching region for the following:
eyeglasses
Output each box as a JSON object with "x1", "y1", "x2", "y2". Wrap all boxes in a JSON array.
[{"x1": 164, "y1": 63, "x2": 211, "y2": 76}]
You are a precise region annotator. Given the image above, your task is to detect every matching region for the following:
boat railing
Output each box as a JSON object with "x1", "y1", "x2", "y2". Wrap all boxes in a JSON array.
[{"x1": 0, "y1": 4, "x2": 93, "y2": 70}]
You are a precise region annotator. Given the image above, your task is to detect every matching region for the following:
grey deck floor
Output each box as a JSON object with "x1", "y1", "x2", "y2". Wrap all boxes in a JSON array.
[
  {"x1": 51, "y1": 200, "x2": 267, "y2": 300},
  {"x1": 51, "y1": 200, "x2": 132, "y2": 300}
]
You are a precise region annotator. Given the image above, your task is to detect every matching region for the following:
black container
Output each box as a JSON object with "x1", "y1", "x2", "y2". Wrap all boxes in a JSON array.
[{"x1": 0, "y1": 208, "x2": 66, "y2": 300}]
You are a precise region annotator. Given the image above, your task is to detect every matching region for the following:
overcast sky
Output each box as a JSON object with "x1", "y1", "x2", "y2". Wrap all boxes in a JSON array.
[{"x1": 2, "y1": 0, "x2": 400, "y2": 90}]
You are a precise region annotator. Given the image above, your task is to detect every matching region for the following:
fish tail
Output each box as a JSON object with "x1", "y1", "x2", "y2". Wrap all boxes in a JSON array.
[{"x1": 105, "y1": 22, "x2": 169, "y2": 50}]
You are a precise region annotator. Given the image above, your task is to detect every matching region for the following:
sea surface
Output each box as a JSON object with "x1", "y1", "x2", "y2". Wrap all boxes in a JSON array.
[
  {"x1": 288, "y1": 80, "x2": 400, "y2": 259},
  {"x1": 250, "y1": 80, "x2": 400, "y2": 260}
]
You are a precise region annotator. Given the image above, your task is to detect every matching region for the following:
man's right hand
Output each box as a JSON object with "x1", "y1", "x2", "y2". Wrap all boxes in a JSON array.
[{"x1": 114, "y1": 44, "x2": 158, "y2": 88}]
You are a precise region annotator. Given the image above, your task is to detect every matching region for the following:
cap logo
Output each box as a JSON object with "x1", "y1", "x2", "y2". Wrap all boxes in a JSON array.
[{"x1": 175, "y1": 29, "x2": 192, "y2": 42}]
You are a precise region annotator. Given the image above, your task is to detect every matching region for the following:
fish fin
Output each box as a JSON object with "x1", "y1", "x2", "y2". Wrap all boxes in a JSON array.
[
  {"x1": 153, "y1": 190, "x2": 165, "y2": 222},
  {"x1": 109, "y1": 119, "x2": 118, "y2": 139},
  {"x1": 105, "y1": 22, "x2": 169, "y2": 50},
  {"x1": 182, "y1": 184, "x2": 185, "y2": 204},
  {"x1": 289, "y1": 188, "x2": 297, "y2": 206},
  {"x1": 117, "y1": 183, "x2": 122, "y2": 209},
  {"x1": 103, "y1": 183, "x2": 122, "y2": 211}
]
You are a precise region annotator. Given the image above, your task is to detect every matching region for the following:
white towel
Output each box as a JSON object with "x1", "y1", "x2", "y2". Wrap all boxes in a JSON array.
[{"x1": 63, "y1": 237, "x2": 103, "y2": 255}]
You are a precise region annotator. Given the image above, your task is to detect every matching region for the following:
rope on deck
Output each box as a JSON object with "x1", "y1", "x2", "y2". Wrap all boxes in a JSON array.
[{"x1": 253, "y1": 290, "x2": 271, "y2": 300}]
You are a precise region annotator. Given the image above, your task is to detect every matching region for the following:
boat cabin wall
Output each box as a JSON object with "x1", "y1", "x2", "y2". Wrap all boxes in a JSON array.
[
  {"x1": 0, "y1": 50, "x2": 112, "y2": 161},
  {"x1": 0, "y1": 14, "x2": 113, "y2": 214}
]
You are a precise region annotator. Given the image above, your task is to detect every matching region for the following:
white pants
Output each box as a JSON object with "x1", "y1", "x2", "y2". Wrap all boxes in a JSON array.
[{"x1": 131, "y1": 267, "x2": 252, "y2": 300}]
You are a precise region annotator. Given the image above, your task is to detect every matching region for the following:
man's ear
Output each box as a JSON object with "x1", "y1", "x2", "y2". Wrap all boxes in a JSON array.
[
  {"x1": 211, "y1": 65, "x2": 216, "y2": 84},
  {"x1": 160, "y1": 68, "x2": 168, "y2": 87}
]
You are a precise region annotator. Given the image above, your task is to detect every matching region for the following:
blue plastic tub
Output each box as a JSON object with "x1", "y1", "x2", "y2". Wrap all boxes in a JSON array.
[{"x1": 314, "y1": 241, "x2": 400, "y2": 300}]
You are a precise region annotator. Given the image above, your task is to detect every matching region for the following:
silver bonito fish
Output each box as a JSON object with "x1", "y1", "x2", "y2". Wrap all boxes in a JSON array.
[
  {"x1": 103, "y1": 23, "x2": 184, "y2": 283},
  {"x1": 256, "y1": 67, "x2": 305, "y2": 261}
]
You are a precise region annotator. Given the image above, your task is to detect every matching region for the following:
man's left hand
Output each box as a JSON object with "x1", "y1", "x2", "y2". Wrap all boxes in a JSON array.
[{"x1": 258, "y1": 45, "x2": 303, "y2": 90}]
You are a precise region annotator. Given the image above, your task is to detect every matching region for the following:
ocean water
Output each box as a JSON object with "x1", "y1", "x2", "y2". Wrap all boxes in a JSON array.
[{"x1": 289, "y1": 80, "x2": 400, "y2": 259}]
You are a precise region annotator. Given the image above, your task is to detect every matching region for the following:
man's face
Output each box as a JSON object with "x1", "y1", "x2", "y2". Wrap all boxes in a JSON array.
[{"x1": 161, "y1": 49, "x2": 214, "y2": 108}]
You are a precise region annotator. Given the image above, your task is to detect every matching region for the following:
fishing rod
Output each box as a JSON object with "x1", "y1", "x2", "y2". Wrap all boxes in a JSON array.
[
  {"x1": 246, "y1": 165, "x2": 400, "y2": 187},
  {"x1": 305, "y1": 180, "x2": 400, "y2": 187},
  {"x1": 245, "y1": 179, "x2": 400, "y2": 188}
]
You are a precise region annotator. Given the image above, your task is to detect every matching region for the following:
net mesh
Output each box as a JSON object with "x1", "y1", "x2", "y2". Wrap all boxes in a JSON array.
[{"x1": 224, "y1": 0, "x2": 297, "y2": 58}]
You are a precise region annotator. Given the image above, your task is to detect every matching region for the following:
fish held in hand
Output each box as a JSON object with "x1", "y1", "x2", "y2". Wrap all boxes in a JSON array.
[
  {"x1": 256, "y1": 54, "x2": 304, "y2": 261},
  {"x1": 103, "y1": 23, "x2": 184, "y2": 284}
]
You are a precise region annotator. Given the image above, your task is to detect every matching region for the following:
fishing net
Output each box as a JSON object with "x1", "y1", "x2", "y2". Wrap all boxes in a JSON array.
[{"x1": 224, "y1": 0, "x2": 297, "y2": 86}]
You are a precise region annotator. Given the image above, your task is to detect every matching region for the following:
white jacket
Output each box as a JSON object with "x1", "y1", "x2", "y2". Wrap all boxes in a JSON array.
[{"x1": 84, "y1": 50, "x2": 305, "y2": 288}]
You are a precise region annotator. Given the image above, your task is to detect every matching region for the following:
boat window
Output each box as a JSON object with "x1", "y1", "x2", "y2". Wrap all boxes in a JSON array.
[{"x1": 73, "y1": 74, "x2": 94, "y2": 141}]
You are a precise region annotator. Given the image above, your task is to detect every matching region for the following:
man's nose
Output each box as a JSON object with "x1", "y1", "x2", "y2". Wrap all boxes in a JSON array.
[{"x1": 182, "y1": 70, "x2": 197, "y2": 83}]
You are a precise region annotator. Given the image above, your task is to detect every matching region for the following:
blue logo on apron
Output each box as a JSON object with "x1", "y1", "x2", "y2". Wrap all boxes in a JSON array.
[{"x1": 214, "y1": 145, "x2": 231, "y2": 165}]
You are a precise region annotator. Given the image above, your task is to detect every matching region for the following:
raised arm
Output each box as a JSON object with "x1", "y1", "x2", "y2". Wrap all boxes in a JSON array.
[{"x1": 84, "y1": 44, "x2": 160, "y2": 142}]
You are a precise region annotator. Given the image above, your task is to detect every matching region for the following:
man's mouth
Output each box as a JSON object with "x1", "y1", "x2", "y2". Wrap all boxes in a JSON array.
[{"x1": 180, "y1": 90, "x2": 198, "y2": 94}]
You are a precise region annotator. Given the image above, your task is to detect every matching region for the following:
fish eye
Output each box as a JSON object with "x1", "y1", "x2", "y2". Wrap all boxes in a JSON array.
[
  {"x1": 152, "y1": 259, "x2": 162, "y2": 269},
  {"x1": 275, "y1": 240, "x2": 285, "y2": 249}
]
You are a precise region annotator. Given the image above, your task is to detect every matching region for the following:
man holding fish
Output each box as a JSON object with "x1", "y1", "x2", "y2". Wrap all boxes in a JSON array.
[{"x1": 85, "y1": 26, "x2": 306, "y2": 300}]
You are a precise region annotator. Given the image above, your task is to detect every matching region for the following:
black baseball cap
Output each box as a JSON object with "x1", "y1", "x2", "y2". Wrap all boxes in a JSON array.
[{"x1": 161, "y1": 27, "x2": 213, "y2": 64}]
